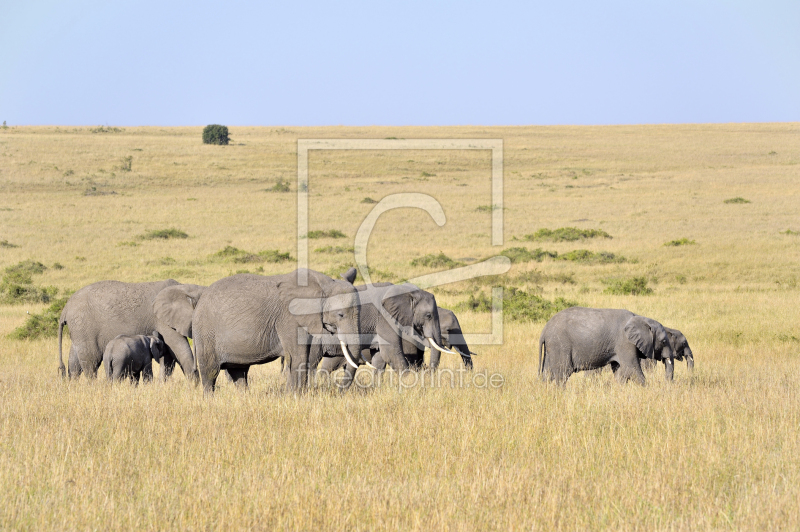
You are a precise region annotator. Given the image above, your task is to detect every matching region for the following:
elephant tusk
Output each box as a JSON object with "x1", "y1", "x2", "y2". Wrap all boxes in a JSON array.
[
  {"x1": 365, "y1": 361, "x2": 377, "y2": 369},
  {"x1": 665, "y1": 358, "x2": 672, "y2": 364},
  {"x1": 340, "y1": 341, "x2": 359, "y2": 369},
  {"x1": 428, "y1": 337, "x2": 459, "y2": 356}
]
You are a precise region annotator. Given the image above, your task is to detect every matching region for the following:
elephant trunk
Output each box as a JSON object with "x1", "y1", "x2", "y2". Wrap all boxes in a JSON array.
[
  {"x1": 425, "y1": 318, "x2": 458, "y2": 368},
  {"x1": 685, "y1": 347, "x2": 695, "y2": 371},
  {"x1": 661, "y1": 344, "x2": 675, "y2": 382}
]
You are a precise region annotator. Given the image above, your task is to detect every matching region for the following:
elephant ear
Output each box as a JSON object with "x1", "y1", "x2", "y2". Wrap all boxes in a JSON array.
[
  {"x1": 340, "y1": 267, "x2": 357, "y2": 285},
  {"x1": 277, "y1": 272, "x2": 326, "y2": 335},
  {"x1": 381, "y1": 284, "x2": 420, "y2": 327},
  {"x1": 153, "y1": 284, "x2": 205, "y2": 338},
  {"x1": 624, "y1": 316, "x2": 655, "y2": 358}
]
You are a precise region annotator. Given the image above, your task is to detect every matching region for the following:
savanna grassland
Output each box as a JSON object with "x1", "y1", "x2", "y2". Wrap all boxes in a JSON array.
[{"x1": 0, "y1": 123, "x2": 799, "y2": 530}]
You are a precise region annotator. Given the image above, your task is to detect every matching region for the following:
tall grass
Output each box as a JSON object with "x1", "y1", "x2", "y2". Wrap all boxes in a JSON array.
[{"x1": 0, "y1": 123, "x2": 799, "y2": 530}]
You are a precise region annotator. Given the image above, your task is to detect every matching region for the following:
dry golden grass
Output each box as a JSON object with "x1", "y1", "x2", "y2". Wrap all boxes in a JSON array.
[{"x1": 0, "y1": 124, "x2": 799, "y2": 530}]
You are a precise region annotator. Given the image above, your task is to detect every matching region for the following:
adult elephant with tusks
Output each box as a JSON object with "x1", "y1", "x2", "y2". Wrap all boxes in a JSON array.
[
  {"x1": 315, "y1": 269, "x2": 460, "y2": 388},
  {"x1": 191, "y1": 269, "x2": 362, "y2": 394},
  {"x1": 57, "y1": 279, "x2": 204, "y2": 382},
  {"x1": 538, "y1": 307, "x2": 674, "y2": 385}
]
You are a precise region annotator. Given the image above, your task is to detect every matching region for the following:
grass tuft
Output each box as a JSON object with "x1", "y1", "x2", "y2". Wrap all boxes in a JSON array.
[
  {"x1": 602, "y1": 276, "x2": 653, "y2": 295},
  {"x1": 138, "y1": 228, "x2": 189, "y2": 240},
  {"x1": 411, "y1": 253, "x2": 464, "y2": 269},
  {"x1": 265, "y1": 178, "x2": 291, "y2": 192},
  {"x1": 724, "y1": 197, "x2": 751, "y2": 204},
  {"x1": 307, "y1": 230, "x2": 346, "y2": 239},
  {"x1": 315, "y1": 245, "x2": 355, "y2": 254},
  {"x1": 361, "y1": 197, "x2": 378, "y2": 204},
  {"x1": 1, "y1": 239, "x2": 19, "y2": 248},
  {"x1": 557, "y1": 249, "x2": 626, "y2": 263},
  {"x1": 500, "y1": 247, "x2": 558, "y2": 264},
  {"x1": 664, "y1": 238, "x2": 697, "y2": 246},
  {"x1": 518, "y1": 227, "x2": 612, "y2": 242},
  {"x1": 780, "y1": 229, "x2": 799, "y2": 236}
]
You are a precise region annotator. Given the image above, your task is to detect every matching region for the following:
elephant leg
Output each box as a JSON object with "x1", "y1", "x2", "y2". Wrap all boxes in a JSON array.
[
  {"x1": 194, "y1": 335, "x2": 219, "y2": 395},
  {"x1": 540, "y1": 344, "x2": 572, "y2": 383},
  {"x1": 406, "y1": 350, "x2": 424, "y2": 370},
  {"x1": 613, "y1": 358, "x2": 646, "y2": 386},
  {"x1": 81, "y1": 356, "x2": 101, "y2": 380},
  {"x1": 640, "y1": 358, "x2": 657, "y2": 373},
  {"x1": 337, "y1": 363, "x2": 357, "y2": 391},
  {"x1": 68, "y1": 345, "x2": 84, "y2": 380},
  {"x1": 227, "y1": 367, "x2": 250, "y2": 389},
  {"x1": 664, "y1": 359, "x2": 674, "y2": 382},
  {"x1": 159, "y1": 352, "x2": 177, "y2": 382},
  {"x1": 142, "y1": 362, "x2": 154, "y2": 383}
]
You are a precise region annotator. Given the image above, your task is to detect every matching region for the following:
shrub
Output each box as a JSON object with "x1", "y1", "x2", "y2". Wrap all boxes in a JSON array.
[
  {"x1": 410, "y1": 253, "x2": 464, "y2": 269},
  {"x1": 499, "y1": 247, "x2": 557, "y2": 264},
  {"x1": 664, "y1": 238, "x2": 696, "y2": 246},
  {"x1": 202, "y1": 124, "x2": 229, "y2": 145},
  {"x1": 361, "y1": 197, "x2": 378, "y2": 204},
  {"x1": 0, "y1": 261, "x2": 57, "y2": 305},
  {"x1": 1, "y1": 239, "x2": 18, "y2": 248},
  {"x1": 519, "y1": 227, "x2": 612, "y2": 242},
  {"x1": 602, "y1": 276, "x2": 653, "y2": 295},
  {"x1": 724, "y1": 197, "x2": 751, "y2": 204},
  {"x1": 138, "y1": 228, "x2": 189, "y2": 240},
  {"x1": 557, "y1": 250, "x2": 626, "y2": 263},
  {"x1": 265, "y1": 179, "x2": 291, "y2": 192},
  {"x1": 8, "y1": 296, "x2": 70, "y2": 340},
  {"x1": 307, "y1": 230, "x2": 346, "y2": 239},
  {"x1": 457, "y1": 287, "x2": 578, "y2": 322},
  {"x1": 89, "y1": 126, "x2": 123, "y2": 133}
]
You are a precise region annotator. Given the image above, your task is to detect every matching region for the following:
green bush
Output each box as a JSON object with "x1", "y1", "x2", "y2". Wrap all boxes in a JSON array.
[
  {"x1": 8, "y1": 296, "x2": 69, "y2": 340},
  {"x1": 0, "y1": 260, "x2": 58, "y2": 304},
  {"x1": 499, "y1": 247, "x2": 557, "y2": 264},
  {"x1": 202, "y1": 124, "x2": 230, "y2": 145},
  {"x1": 307, "y1": 230, "x2": 346, "y2": 239},
  {"x1": 602, "y1": 276, "x2": 653, "y2": 295},
  {"x1": 410, "y1": 253, "x2": 464, "y2": 268},
  {"x1": 138, "y1": 228, "x2": 189, "y2": 240},
  {"x1": 664, "y1": 238, "x2": 696, "y2": 246},
  {"x1": 518, "y1": 227, "x2": 612, "y2": 242},
  {"x1": 724, "y1": 197, "x2": 750, "y2": 204},
  {"x1": 557, "y1": 249, "x2": 626, "y2": 263},
  {"x1": 457, "y1": 287, "x2": 578, "y2": 322}
]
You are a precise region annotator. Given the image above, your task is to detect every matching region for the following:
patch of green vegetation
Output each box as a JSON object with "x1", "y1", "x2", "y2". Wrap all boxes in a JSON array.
[
  {"x1": 664, "y1": 238, "x2": 696, "y2": 246},
  {"x1": 499, "y1": 247, "x2": 558, "y2": 264},
  {"x1": 202, "y1": 124, "x2": 229, "y2": 145},
  {"x1": 602, "y1": 276, "x2": 653, "y2": 295},
  {"x1": 265, "y1": 178, "x2": 291, "y2": 192},
  {"x1": 361, "y1": 197, "x2": 378, "y2": 204},
  {"x1": 724, "y1": 197, "x2": 751, "y2": 204},
  {"x1": 116, "y1": 156, "x2": 132, "y2": 172},
  {"x1": 518, "y1": 227, "x2": 612, "y2": 242},
  {"x1": 0, "y1": 260, "x2": 58, "y2": 304},
  {"x1": 780, "y1": 229, "x2": 799, "y2": 236},
  {"x1": 457, "y1": 287, "x2": 578, "y2": 322},
  {"x1": 420, "y1": 171, "x2": 435, "y2": 178},
  {"x1": 476, "y1": 205, "x2": 504, "y2": 213},
  {"x1": 53, "y1": 262, "x2": 64, "y2": 270},
  {"x1": 557, "y1": 249, "x2": 626, "y2": 264},
  {"x1": 315, "y1": 245, "x2": 354, "y2": 254},
  {"x1": 8, "y1": 296, "x2": 70, "y2": 340},
  {"x1": 138, "y1": 228, "x2": 189, "y2": 240},
  {"x1": 89, "y1": 126, "x2": 124, "y2": 133},
  {"x1": 118, "y1": 241, "x2": 140, "y2": 247},
  {"x1": 1, "y1": 239, "x2": 18, "y2": 248},
  {"x1": 307, "y1": 230, "x2": 346, "y2": 239},
  {"x1": 410, "y1": 253, "x2": 464, "y2": 269},
  {"x1": 211, "y1": 246, "x2": 292, "y2": 264}
]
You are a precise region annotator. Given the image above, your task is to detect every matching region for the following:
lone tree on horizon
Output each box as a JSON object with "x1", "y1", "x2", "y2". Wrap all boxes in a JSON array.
[{"x1": 202, "y1": 124, "x2": 229, "y2": 145}]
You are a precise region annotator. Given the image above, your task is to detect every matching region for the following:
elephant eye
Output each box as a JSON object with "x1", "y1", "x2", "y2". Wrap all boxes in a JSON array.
[
  {"x1": 426, "y1": 313, "x2": 432, "y2": 319},
  {"x1": 337, "y1": 312, "x2": 345, "y2": 318}
]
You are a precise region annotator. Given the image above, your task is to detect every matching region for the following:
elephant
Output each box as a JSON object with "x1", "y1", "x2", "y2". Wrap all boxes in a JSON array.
[
  {"x1": 538, "y1": 307, "x2": 674, "y2": 385},
  {"x1": 314, "y1": 306, "x2": 473, "y2": 374},
  {"x1": 103, "y1": 331, "x2": 166, "y2": 384},
  {"x1": 641, "y1": 326, "x2": 695, "y2": 376},
  {"x1": 57, "y1": 279, "x2": 203, "y2": 383},
  {"x1": 313, "y1": 269, "x2": 459, "y2": 388},
  {"x1": 191, "y1": 269, "x2": 363, "y2": 394}
]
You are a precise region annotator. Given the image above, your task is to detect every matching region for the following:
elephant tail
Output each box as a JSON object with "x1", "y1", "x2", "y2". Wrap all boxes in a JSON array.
[
  {"x1": 538, "y1": 336, "x2": 545, "y2": 376},
  {"x1": 57, "y1": 313, "x2": 67, "y2": 378}
]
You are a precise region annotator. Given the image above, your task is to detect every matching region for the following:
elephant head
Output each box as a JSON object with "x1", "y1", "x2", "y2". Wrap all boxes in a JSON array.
[
  {"x1": 624, "y1": 315, "x2": 675, "y2": 380},
  {"x1": 279, "y1": 269, "x2": 362, "y2": 371},
  {"x1": 148, "y1": 331, "x2": 167, "y2": 363},
  {"x1": 380, "y1": 283, "x2": 456, "y2": 369},
  {"x1": 665, "y1": 327, "x2": 694, "y2": 371},
  {"x1": 153, "y1": 284, "x2": 205, "y2": 338},
  {"x1": 435, "y1": 308, "x2": 474, "y2": 370}
]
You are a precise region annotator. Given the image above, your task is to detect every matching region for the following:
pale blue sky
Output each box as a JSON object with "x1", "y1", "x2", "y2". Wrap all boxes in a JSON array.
[{"x1": 1, "y1": 0, "x2": 798, "y2": 126}]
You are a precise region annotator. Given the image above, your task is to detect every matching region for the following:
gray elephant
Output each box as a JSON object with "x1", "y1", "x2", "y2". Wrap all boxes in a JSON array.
[
  {"x1": 103, "y1": 332, "x2": 166, "y2": 383},
  {"x1": 316, "y1": 306, "x2": 473, "y2": 373},
  {"x1": 191, "y1": 269, "x2": 363, "y2": 394},
  {"x1": 57, "y1": 279, "x2": 203, "y2": 382},
  {"x1": 314, "y1": 271, "x2": 458, "y2": 388},
  {"x1": 538, "y1": 307, "x2": 674, "y2": 385},
  {"x1": 641, "y1": 326, "x2": 695, "y2": 376}
]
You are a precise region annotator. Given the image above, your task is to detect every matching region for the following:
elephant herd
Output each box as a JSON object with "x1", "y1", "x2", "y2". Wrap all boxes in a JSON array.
[
  {"x1": 57, "y1": 267, "x2": 694, "y2": 392},
  {"x1": 57, "y1": 268, "x2": 474, "y2": 393}
]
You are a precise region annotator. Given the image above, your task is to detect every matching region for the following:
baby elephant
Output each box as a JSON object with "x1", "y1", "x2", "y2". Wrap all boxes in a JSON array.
[
  {"x1": 538, "y1": 307, "x2": 674, "y2": 385},
  {"x1": 103, "y1": 332, "x2": 167, "y2": 384}
]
